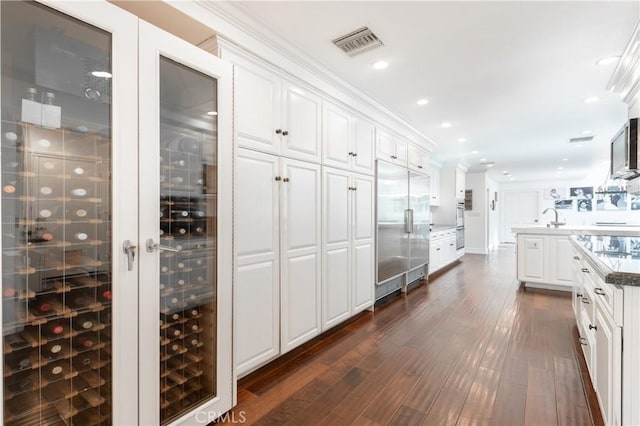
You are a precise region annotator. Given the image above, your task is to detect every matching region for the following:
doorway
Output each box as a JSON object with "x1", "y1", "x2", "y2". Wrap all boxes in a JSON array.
[{"x1": 501, "y1": 191, "x2": 539, "y2": 243}]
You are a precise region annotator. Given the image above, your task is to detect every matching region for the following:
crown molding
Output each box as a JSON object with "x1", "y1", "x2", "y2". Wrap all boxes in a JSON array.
[
  {"x1": 607, "y1": 21, "x2": 639, "y2": 108},
  {"x1": 165, "y1": 0, "x2": 437, "y2": 151}
]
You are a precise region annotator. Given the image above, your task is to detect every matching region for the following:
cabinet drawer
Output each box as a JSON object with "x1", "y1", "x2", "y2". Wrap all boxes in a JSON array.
[{"x1": 580, "y1": 260, "x2": 622, "y2": 327}]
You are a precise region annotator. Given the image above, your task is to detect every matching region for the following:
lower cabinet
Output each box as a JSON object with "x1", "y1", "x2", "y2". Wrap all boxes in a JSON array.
[
  {"x1": 429, "y1": 228, "x2": 457, "y2": 274},
  {"x1": 235, "y1": 149, "x2": 321, "y2": 376},
  {"x1": 573, "y1": 246, "x2": 622, "y2": 426},
  {"x1": 516, "y1": 234, "x2": 573, "y2": 290},
  {"x1": 322, "y1": 168, "x2": 374, "y2": 329}
]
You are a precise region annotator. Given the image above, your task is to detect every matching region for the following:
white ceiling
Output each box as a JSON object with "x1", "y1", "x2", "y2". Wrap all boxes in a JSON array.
[{"x1": 225, "y1": 1, "x2": 638, "y2": 183}]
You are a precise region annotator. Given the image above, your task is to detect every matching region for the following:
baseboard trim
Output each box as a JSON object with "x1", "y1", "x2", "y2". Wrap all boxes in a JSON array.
[
  {"x1": 465, "y1": 248, "x2": 488, "y2": 255},
  {"x1": 522, "y1": 281, "x2": 572, "y2": 292}
]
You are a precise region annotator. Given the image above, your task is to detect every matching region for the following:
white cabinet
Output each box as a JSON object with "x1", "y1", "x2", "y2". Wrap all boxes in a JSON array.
[
  {"x1": 549, "y1": 236, "x2": 574, "y2": 284},
  {"x1": 517, "y1": 235, "x2": 546, "y2": 282},
  {"x1": 455, "y1": 167, "x2": 466, "y2": 201},
  {"x1": 429, "y1": 228, "x2": 457, "y2": 274},
  {"x1": 429, "y1": 163, "x2": 441, "y2": 206},
  {"x1": 408, "y1": 145, "x2": 430, "y2": 174},
  {"x1": 322, "y1": 102, "x2": 375, "y2": 175},
  {"x1": 376, "y1": 129, "x2": 408, "y2": 166},
  {"x1": 235, "y1": 61, "x2": 322, "y2": 162},
  {"x1": 516, "y1": 234, "x2": 573, "y2": 290},
  {"x1": 322, "y1": 168, "x2": 374, "y2": 330},
  {"x1": 572, "y1": 247, "x2": 623, "y2": 426},
  {"x1": 235, "y1": 149, "x2": 321, "y2": 375}
]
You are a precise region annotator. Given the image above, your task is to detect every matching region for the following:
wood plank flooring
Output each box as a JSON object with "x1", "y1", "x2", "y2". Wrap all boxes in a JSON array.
[{"x1": 220, "y1": 245, "x2": 602, "y2": 425}]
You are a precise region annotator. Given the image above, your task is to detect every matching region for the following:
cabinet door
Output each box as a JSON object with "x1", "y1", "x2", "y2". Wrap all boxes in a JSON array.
[
  {"x1": 517, "y1": 235, "x2": 546, "y2": 282},
  {"x1": 395, "y1": 139, "x2": 408, "y2": 166},
  {"x1": 322, "y1": 102, "x2": 351, "y2": 170},
  {"x1": 280, "y1": 159, "x2": 321, "y2": 353},
  {"x1": 352, "y1": 117, "x2": 375, "y2": 175},
  {"x1": 233, "y1": 150, "x2": 280, "y2": 375},
  {"x1": 281, "y1": 81, "x2": 322, "y2": 162},
  {"x1": 549, "y1": 236, "x2": 574, "y2": 287},
  {"x1": 138, "y1": 21, "x2": 234, "y2": 424},
  {"x1": 455, "y1": 168, "x2": 466, "y2": 201},
  {"x1": 430, "y1": 165, "x2": 441, "y2": 206},
  {"x1": 235, "y1": 62, "x2": 281, "y2": 154},
  {"x1": 376, "y1": 129, "x2": 395, "y2": 161},
  {"x1": 322, "y1": 168, "x2": 351, "y2": 329},
  {"x1": 352, "y1": 174, "x2": 375, "y2": 313},
  {"x1": 595, "y1": 308, "x2": 622, "y2": 426},
  {"x1": 0, "y1": 2, "x2": 138, "y2": 424}
]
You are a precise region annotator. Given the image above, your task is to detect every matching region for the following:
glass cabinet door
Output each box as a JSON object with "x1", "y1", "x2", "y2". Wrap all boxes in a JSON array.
[
  {"x1": 138, "y1": 22, "x2": 233, "y2": 425},
  {"x1": 1, "y1": 1, "x2": 139, "y2": 425}
]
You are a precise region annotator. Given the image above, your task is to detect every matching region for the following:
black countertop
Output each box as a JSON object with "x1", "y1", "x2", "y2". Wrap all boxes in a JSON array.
[{"x1": 570, "y1": 235, "x2": 640, "y2": 286}]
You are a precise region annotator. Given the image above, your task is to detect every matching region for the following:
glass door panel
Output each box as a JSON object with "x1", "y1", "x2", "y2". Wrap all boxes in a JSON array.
[
  {"x1": 158, "y1": 57, "x2": 218, "y2": 424},
  {"x1": 1, "y1": 2, "x2": 113, "y2": 424}
]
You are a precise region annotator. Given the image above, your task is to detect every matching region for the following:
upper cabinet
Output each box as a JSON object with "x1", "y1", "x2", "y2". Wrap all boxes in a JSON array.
[
  {"x1": 376, "y1": 129, "x2": 408, "y2": 167},
  {"x1": 322, "y1": 101, "x2": 375, "y2": 175},
  {"x1": 430, "y1": 163, "x2": 441, "y2": 206},
  {"x1": 235, "y1": 61, "x2": 322, "y2": 163},
  {"x1": 455, "y1": 167, "x2": 466, "y2": 201},
  {"x1": 408, "y1": 145, "x2": 431, "y2": 174}
]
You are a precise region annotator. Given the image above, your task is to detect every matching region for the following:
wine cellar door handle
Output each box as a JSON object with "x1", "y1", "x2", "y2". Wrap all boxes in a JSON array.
[
  {"x1": 146, "y1": 238, "x2": 181, "y2": 253},
  {"x1": 123, "y1": 240, "x2": 137, "y2": 271}
]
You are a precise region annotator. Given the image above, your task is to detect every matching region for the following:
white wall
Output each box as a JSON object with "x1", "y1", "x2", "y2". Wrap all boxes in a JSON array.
[{"x1": 464, "y1": 172, "x2": 488, "y2": 254}]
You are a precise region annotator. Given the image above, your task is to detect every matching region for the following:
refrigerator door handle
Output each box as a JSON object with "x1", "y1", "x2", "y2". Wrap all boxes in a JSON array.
[{"x1": 405, "y1": 209, "x2": 414, "y2": 233}]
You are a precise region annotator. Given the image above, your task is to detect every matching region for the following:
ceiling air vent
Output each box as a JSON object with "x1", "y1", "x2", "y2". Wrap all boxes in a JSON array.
[
  {"x1": 332, "y1": 27, "x2": 383, "y2": 57},
  {"x1": 569, "y1": 136, "x2": 595, "y2": 143}
]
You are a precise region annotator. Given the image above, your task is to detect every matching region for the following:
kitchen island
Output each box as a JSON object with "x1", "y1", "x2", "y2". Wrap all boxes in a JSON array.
[
  {"x1": 570, "y1": 234, "x2": 640, "y2": 426},
  {"x1": 511, "y1": 225, "x2": 639, "y2": 291}
]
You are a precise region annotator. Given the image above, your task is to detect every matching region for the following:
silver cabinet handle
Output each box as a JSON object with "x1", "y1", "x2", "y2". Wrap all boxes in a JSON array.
[
  {"x1": 146, "y1": 238, "x2": 181, "y2": 253},
  {"x1": 581, "y1": 268, "x2": 590, "y2": 273},
  {"x1": 573, "y1": 256, "x2": 580, "y2": 260},
  {"x1": 594, "y1": 288, "x2": 606, "y2": 296},
  {"x1": 579, "y1": 337, "x2": 587, "y2": 346},
  {"x1": 581, "y1": 297, "x2": 590, "y2": 304},
  {"x1": 123, "y1": 240, "x2": 137, "y2": 271}
]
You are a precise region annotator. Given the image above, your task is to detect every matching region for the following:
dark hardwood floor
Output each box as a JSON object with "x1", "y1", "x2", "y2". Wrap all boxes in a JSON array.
[{"x1": 221, "y1": 245, "x2": 602, "y2": 425}]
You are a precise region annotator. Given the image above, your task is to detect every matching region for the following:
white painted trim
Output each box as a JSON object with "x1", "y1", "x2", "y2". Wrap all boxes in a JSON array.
[
  {"x1": 607, "y1": 21, "x2": 640, "y2": 105},
  {"x1": 465, "y1": 248, "x2": 488, "y2": 255},
  {"x1": 623, "y1": 285, "x2": 640, "y2": 426},
  {"x1": 164, "y1": 0, "x2": 436, "y2": 153}
]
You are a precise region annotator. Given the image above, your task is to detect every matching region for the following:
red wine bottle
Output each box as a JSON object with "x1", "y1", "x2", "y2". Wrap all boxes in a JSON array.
[{"x1": 74, "y1": 335, "x2": 95, "y2": 349}]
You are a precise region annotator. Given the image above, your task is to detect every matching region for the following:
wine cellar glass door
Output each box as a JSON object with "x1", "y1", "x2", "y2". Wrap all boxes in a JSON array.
[
  {"x1": 1, "y1": 1, "x2": 139, "y2": 425},
  {"x1": 138, "y1": 22, "x2": 233, "y2": 425}
]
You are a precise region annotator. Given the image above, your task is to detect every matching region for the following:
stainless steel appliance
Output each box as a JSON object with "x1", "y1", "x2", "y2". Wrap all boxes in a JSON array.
[
  {"x1": 611, "y1": 117, "x2": 639, "y2": 180},
  {"x1": 456, "y1": 202, "x2": 465, "y2": 250},
  {"x1": 376, "y1": 161, "x2": 430, "y2": 299}
]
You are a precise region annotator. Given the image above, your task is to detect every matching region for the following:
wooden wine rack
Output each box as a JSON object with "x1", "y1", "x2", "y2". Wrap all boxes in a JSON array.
[
  {"x1": 2, "y1": 121, "x2": 112, "y2": 425},
  {"x1": 158, "y1": 127, "x2": 216, "y2": 424}
]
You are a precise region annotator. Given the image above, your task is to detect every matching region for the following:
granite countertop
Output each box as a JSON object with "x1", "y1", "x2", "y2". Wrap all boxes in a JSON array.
[
  {"x1": 570, "y1": 235, "x2": 640, "y2": 286},
  {"x1": 431, "y1": 224, "x2": 457, "y2": 233},
  {"x1": 512, "y1": 224, "x2": 640, "y2": 237}
]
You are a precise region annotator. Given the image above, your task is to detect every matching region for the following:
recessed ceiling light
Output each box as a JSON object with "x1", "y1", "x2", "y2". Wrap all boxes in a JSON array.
[
  {"x1": 416, "y1": 99, "x2": 429, "y2": 106},
  {"x1": 457, "y1": 138, "x2": 467, "y2": 143},
  {"x1": 480, "y1": 158, "x2": 487, "y2": 162},
  {"x1": 584, "y1": 96, "x2": 600, "y2": 103},
  {"x1": 441, "y1": 122, "x2": 452, "y2": 128},
  {"x1": 596, "y1": 56, "x2": 621, "y2": 66},
  {"x1": 373, "y1": 60, "x2": 389, "y2": 70},
  {"x1": 581, "y1": 130, "x2": 593, "y2": 135},
  {"x1": 471, "y1": 150, "x2": 479, "y2": 154},
  {"x1": 486, "y1": 164, "x2": 494, "y2": 168},
  {"x1": 91, "y1": 71, "x2": 112, "y2": 78},
  {"x1": 561, "y1": 158, "x2": 569, "y2": 161},
  {"x1": 502, "y1": 170, "x2": 509, "y2": 174},
  {"x1": 557, "y1": 166, "x2": 564, "y2": 170},
  {"x1": 206, "y1": 111, "x2": 218, "y2": 116}
]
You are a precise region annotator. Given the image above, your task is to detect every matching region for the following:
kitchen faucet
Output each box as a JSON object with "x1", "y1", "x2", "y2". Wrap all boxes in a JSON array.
[{"x1": 542, "y1": 208, "x2": 566, "y2": 228}]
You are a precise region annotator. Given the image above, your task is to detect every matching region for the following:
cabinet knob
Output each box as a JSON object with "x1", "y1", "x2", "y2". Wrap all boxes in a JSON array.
[
  {"x1": 348, "y1": 152, "x2": 354, "y2": 156},
  {"x1": 282, "y1": 130, "x2": 289, "y2": 136},
  {"x1": 275, "y1": 129, "x2": 282, "y2": 134},
  {"x1": 581, "y1": 268, "x2": 590, "y2": 273},
  {"x1": 588, "y1": 324, "x2": 597, "y2": 331},
  {"x1": 391, "y1": 155, "x2": 397, "y2": 159},
  {"x1": 418, "y1": 165, "x2": 423, "y2": 169},
  {"x1": 576, "y1": 293, "x2": 583, "y2": 298},
  {"x1": 275, "y1": 176, "x2": 282, "y2": 181},
  {"x1": 594, "y1": 288, "x2": 606, "y2": 296},
  {"x1": 579, "y1": 337, "x2": 588, "y2": 346},
  {"x1": 283, "y1": 177, "x2": 290, "y2": 182},
  {"x1": 353, "y1": 152, "x2": 358, "y2": 157},
  {"x1": 573, "y1": 256, "x2": 580, "y2": 260}
]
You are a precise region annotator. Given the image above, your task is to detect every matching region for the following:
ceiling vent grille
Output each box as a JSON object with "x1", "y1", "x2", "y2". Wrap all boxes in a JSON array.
[
  {"x1": 332, "y1": 27, "x2": 383, "y2": 57},
  {"x1": 569, "y1": 136, "x2": 595, "y2": 143}
]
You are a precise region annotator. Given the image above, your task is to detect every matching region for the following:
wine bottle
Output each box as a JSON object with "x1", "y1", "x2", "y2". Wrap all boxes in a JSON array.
[
  {"x1": 188, "y1": 338, "x2": 201, "y2": 348},
  {"x1": 187, "y1": 309, "x2": 199, "y2": 318},
  {"x1": 39, "y1": 186, "x2": 52, "y2": 195},
  {"x1": 3, "y1": 183, "x2": 17, "y2": 194},
  {"x1": 44, "y1": 321, "x2": 66, "y2": 338},
  {"x1": 170, "y1": 176, "x2": 184, "y2": 184},
  {"x1": 186, "y1": 320, "x2": 199, "y2": 333},
  {"x1": 73, "y1": 314, "x2": 95, "y2": 331},
  {"x1": 67, "y1": 291, "x2": 92, "y2": 309},
  {"x1": 161, "y1": 312, "x2": 181, "y2": 324},
  {"x1": 74, "y1": 232, "x2": 89, "y2": 241},
  {"x1": 43, "y1": 364, "x2": 65, "y2": 381},
  {"x1": 171, "y1": 209, "x2": 189, "y2": 218},
  {"x1": 100, "y1": 289, "x2": 112, "y2": 302},
  {"x1": 70, "y1": 188, "x2": 87, "y2": 197},
  {"x1": 167, "y1": 327, "x2": 181, "y2": 338},
  {"x1": 179, "y1": 137, "x2": 200, "y2": 153},
  {"x1": 5, "y1": 352, "x2": 31, "y2": 371},
  {"x1": 75, "y1": 209, "x2": 88, "y2": 218},
  {"x1": 192, "y1": 210, "x2": 205, "y2": 218},
  {"x1": 172, "y1": 159, "x2": 186, "y2": 167},
  {"x1": 33, "y1": 298, "x2": 55, "y2": 314},
  {"x1": 74, "y1": 335, "x2": 95, "y2": 349},
  {"x1": 9, "y1": 376, "x2": 33, "y2": 393},
  {"x1": 43, "y1": 342, "x2": 64, "y2": 359},
  {"x1": 3, "y1": 287, "x2": 17, "y2": 298}
]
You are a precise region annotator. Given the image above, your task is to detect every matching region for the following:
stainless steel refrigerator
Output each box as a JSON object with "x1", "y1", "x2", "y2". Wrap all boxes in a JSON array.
[{"x1": 376, "y1": 161, "x2": 430, "y2": 299}]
